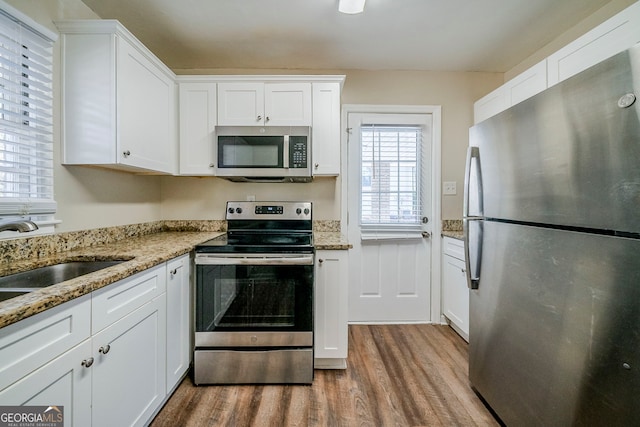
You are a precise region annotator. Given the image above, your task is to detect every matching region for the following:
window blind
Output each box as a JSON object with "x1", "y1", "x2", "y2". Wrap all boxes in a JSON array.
[
  {"x1": 0, "y1": 7, "x2": 56, "y2": 222},
  {"x1": 360, "y1": 125, "x2": 422, "y2": 228}
]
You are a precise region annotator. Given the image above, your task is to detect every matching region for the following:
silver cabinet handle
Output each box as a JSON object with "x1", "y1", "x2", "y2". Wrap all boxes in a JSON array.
[
  {"x1": 170, "y1": 268, "x2": 177, "y2": 276},
  {"x1": 314, "y1": 163, "x2": 319, "y2": 169},
  {"x1": 81, "y1": 357, "x2": 94, "y2": 368},
  {"x1": 318, "y1": 259, "x2": 324, "y2": 264},
  {"x1": 98, "y1": 344, "x2": 111, "y2": 354},
  {"x1": 266, "y1": 116, "x2": 270, "y2": 122},
  {"x1": 209, "y1": 163, "x2": 215, "y2": 168},
  {"x1": 257, "y1": 115, "x2": 262, "y2": 122},
  {"x1": 123, "y1": 150, "x2": 131, "y2": 157}
]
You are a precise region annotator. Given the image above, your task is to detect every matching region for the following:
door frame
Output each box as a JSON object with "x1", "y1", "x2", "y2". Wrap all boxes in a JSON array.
[{"x1": 340, "y1": 104, "x2": 443, "y2": 324}]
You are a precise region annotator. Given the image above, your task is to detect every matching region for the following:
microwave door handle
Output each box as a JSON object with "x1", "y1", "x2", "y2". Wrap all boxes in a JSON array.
[{"x1": 283, "y1": 135, "x2": 290, "y2": 168}]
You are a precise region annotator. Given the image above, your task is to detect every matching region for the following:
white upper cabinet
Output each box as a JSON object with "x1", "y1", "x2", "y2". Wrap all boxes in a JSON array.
[
  {"x1": 217, "y1": 82, "x2": 311, "y2": 126},
  {"x1": 474, "y1": 2, "x2": 640, "y2": 124},
  {"x1": 57, "y1": 20, "x2": 177, "y2": 174},
  {"x1": 311, "y1": 82, "x2": 342, "y2": 176},
  {"x1": 179, "y1": 82, "x2": 217, "y2": 175},
  {"x1": 547, "y1": 1, "x2": 640, "y2": 86},
  {"x1": 474, "y1": 59, "x2": 547, "y2": 124},
  {"x1": 178, "y1": 76, "x2": 344, "y2": 176}
]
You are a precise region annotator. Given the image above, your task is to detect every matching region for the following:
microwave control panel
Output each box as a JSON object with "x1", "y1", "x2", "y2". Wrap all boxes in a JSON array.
[{"x1": 289, "y1": 136, "x2": 308, "y2": 168}]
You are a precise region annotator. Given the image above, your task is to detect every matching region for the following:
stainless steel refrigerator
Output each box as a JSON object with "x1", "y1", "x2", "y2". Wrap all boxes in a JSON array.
[{"x1": 464, "y1": 43, "x2": 640, "y2": 426}]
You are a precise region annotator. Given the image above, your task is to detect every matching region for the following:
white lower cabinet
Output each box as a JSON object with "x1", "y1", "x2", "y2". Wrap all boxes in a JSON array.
[
  {"x1": 92, "y1": 294, "x2": 166, "y2": 427},
  {"x1": 0, "y1": 255, "x2": 190, "y2": 427},
  {"x1": 166, "y1": 254, "x2": 191, "y2": 393},
  {"x1": 314, "y1": 250, "x2": 348, "y2": 369},
  {"x1": 0, "y1": 339, "x2": 92, "y2": 427},
  {"x1": 442, "y1": 237, "x2": 469, "y2": 341}
]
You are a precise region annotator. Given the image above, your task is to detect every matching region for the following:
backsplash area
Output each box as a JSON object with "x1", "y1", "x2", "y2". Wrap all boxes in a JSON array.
[
  {"x1": 442, "y1": 219, "x2": 462, "y2": 232},
  {"x1": 1, "y1": 219, "x2": 342, "y2": 264}
]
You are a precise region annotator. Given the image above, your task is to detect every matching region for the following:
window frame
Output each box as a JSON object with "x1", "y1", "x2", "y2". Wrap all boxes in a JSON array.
[{"x1": 0, "y1": 1, "x2": 58, "y2": 238}]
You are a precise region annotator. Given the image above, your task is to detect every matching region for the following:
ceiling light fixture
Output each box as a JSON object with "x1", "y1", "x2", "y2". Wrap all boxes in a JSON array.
[{"x1": 339, "y1": 0, "x2": 366, "y2": 14}]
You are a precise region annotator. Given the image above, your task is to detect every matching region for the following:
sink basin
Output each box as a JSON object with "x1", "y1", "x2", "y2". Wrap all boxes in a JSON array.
[
  {"x1": 0, "y1": 290, "x2": 29, "y2": 303},
  {"x1": 0, "y1": 261, "x2": 125, "y2": 293}
]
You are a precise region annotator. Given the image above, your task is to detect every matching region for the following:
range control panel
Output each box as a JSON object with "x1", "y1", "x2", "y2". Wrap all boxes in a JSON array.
[{"x1": 226, "y1": 201, "x2": 312, "y2": 220}]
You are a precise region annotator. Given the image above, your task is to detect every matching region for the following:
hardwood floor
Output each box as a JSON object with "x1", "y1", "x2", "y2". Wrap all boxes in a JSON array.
[{"x1": 150, "y1": 325, "x2": 499, "y2": 426}]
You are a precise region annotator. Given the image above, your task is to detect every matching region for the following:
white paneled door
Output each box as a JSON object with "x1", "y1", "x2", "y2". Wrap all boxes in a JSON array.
[{"x1": 347, "y1": 109, "x2": 435, "y2": 323}]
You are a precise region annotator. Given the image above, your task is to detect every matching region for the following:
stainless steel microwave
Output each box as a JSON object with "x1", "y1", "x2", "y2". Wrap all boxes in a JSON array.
[{"x1": 215, "y1": 126, "x2": 312, "y2": 182}]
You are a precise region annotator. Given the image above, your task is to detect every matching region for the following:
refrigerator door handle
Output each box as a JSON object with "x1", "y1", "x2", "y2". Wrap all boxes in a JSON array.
[
  {"x1": 463, "y1": 146, "x2": 483, "y2": 218},
  {"x1": 464, "y1": 218, "x2": 482, "y2": 289},
  {"x1": 464, "y1": 146, "x2": 483, "y2": 290}
]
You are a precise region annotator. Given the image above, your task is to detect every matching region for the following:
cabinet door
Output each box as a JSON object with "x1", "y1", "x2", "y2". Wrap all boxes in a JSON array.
[
  {"x1": 217, "y1": 82, "x2": 264, "y2": 125},
  {"x1": 178, "y1": 82, "x2": 217, "y2": 175},
  {"x1": 314, "y1": 250, "x2": 348, "y2": 362},
  {"x1": 166, "y1": 254, "x2": 191, "y2": 393},
  {"x1": 0, "y1": 294, "x2": 91, "y2": 392},
  {"x1": 473, "y1": 86, "x2": 507, "y2": 125},
  {"x1": 264, "y1": 83, "x2": 312, "y2": 126},
  {"x1": 547, "y1": 2, "x2": 640, "y2": 86},
  {"x1": 92, "y1": 264, "x2": 166, "y2": 334},
  {"x1": 442, "y1": 254, "x2": 469, "y2": 341},
  {"x1": 0, "y1": 340, "x2": 92, "y2": 427},
  {"x1": 505, "y1": 59, "x2": 547, "y2": 107},
  {"x1": 92, "y1": 294, "x2": 167, "y2": 427},
  {"x1": 117, "y1": 37, "x2": 176, "y2": 173},
  {"x1": 311, "y1": 83, "x2": 341, "y2": 175}
]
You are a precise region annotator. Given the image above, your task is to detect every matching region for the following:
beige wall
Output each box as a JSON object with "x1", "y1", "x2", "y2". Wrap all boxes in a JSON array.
[
  {"x1": 3, "y1": 0, "x2": 502, "y2": 231},
  {"x1": 7, "y1": 0, "x2": 165, "y2": 233},
  {"x1": 504, "y1": 0, "x2": 635, "y2": 80},
  {"x1": 161, "y1": 70, "x2": 503, "y2": 222}
]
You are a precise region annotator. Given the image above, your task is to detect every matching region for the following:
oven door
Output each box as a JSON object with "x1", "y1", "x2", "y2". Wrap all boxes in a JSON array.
[{"x1": 195, "y1": 253, "x2": 314, "y2": 347}]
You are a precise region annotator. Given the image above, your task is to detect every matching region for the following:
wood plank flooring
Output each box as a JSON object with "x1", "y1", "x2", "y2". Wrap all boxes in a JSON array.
[{"x1": 150, "y1": 325, "x2": 499, "y2": 426}]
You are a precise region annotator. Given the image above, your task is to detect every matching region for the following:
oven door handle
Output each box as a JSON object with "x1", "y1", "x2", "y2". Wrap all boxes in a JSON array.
[{"x1": 195, "y1": 254, "x2": 315, "y2": 266}]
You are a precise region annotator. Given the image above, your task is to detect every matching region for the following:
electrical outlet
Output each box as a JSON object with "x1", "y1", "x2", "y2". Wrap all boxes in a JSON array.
[{"x1": 443, "y1": 181, "x2": 457, "y2": 195}]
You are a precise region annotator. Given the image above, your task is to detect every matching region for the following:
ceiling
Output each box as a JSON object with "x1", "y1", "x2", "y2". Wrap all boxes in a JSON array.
[{"x1": 80, "y1": 0, "x2": 617, "y2": 73}]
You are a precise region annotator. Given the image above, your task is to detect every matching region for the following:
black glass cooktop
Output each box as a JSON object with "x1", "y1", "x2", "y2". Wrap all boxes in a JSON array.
[{"x1": 196, "y1": 231, "x2": 314, "y2": 253}]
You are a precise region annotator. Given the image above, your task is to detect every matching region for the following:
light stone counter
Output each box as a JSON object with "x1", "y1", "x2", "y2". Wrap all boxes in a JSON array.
[
  {"x1": 314, "y1": 232, "x2": 352, "y2": 250},
  {"x1": 0, "y1": 230, "x2": 222, "y2": 329},
  {"x1": 0, "y1": 219, "x2": 351, "y2": 329}
]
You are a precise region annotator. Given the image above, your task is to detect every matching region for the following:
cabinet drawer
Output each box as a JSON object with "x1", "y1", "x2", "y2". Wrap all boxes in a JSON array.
[
  {"x1": 443, "y1": 237, "x2": 465, "y2": 261},
  {"x1": 0, "y1": 294, "x2": 91, "y2": 391},
  {"x1": 92, "y1": 264, "x2": 166, "y2": 333}
]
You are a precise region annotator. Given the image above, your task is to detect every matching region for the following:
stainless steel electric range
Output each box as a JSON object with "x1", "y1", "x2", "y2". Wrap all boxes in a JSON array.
[{"x1": 193, "y1": 201, "x2": 314, "y2": 384}]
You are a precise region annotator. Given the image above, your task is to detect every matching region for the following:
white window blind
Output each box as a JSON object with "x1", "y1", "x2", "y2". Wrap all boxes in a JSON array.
[
  {"x1": 360, "y1": 124, "x2": 422, "y2": 229},
  {"x1": 0, "y1": 5, "x2": 56, "y2": 224}
]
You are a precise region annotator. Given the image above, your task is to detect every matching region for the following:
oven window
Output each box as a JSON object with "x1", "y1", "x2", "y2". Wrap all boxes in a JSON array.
[{"x1": 196, "y1": 264, "x2": 313, "y2": 332}]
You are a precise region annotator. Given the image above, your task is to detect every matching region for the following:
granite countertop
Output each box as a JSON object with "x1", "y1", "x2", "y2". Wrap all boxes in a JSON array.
[
  {"x1": 0, "y1": 231, "x2": 222, "y2": 329},
  {"x1": 442, "y1": 230, "x2": 464, "y2": 240},
  {"x1": 314, "y1": 232, "x2": 352, "y2": 250},
  {"x1": 0, "y1": 229, "x2": 351, "y2": 329}
]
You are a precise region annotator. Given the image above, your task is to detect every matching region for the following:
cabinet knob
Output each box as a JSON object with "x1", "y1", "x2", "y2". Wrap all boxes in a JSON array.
[
  {"x1": 314, "y1": 163, "x2": 319, "y2": 169},
  {"x1": 98, "y1": 344, "x2": 111, "y2": 354},
  {"x1": 170, "y1": 268, "x2": 177, "y2": 276},
  {"x1": 265, "y1": 116, "x2": 270, "y2": 122},
  {"x1": 81, "y1": 357, "x2": 94, "y2": 368},
  {"x1": 318, "y1": 259, "x2": 324, "y2": 264},
  {"x1": 209, "y1": 163, "x2": 215, "y2": 168},
  {"x1": 123, "y1": 150, "x2": 131, "y2": 157},
  {"x1": 257, "y1": 115, "x2": 262, "y2": 122}
]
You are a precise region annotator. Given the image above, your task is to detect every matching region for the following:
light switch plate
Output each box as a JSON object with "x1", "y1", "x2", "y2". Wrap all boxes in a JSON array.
[{"x1": 443, "y1": 181, "x2": 457, "y2": 195}]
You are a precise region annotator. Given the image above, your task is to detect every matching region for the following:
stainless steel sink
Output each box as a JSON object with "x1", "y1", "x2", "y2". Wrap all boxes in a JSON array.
[
  {"x1": 0, "y1": 290, "x2": 29, "y2": 303},
  {"x1": 0, "y1": 261, "x2": 126, "y2": 299}
]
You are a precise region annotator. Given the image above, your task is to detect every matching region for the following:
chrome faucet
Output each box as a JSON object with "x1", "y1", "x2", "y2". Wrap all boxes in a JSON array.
[{"x1": 0, "y1": 218, "x2": 39, "y2": 233}]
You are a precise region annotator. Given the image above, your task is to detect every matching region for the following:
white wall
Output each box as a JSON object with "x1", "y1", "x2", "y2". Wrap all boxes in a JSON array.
[{"x1": 6, "y1": 0, "x2": 165, "y2": 233}]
